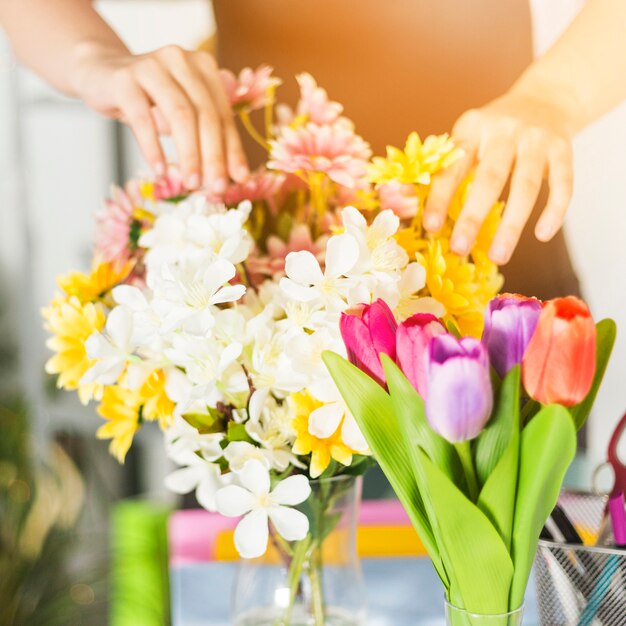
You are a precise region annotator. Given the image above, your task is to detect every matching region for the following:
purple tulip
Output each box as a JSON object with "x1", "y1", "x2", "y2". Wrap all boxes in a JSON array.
[
  {"x1": 482, "y1": 293, "x2": 542, "y2": 378},
  {"x1": 396, "y1": 313, "x2": 446, "y2": 397},
  {"x1": 424, "y1": 334, "x2": 493, "y2": 443},
  {"x1": 340, "y1": 299, "x2": 398, "y2": 386}
]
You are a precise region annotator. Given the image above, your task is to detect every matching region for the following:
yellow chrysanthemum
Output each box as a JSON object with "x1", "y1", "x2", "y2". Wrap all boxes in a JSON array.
[
  {"x1": 57, "y1": 260, "x2": 134, "y2": 305},
  {"x1": 369, "y1": 132, "x2": 463, "y2": 186},
  {"x1": 139, "y1": 370, "x2": 174, "y2": 429},
  {"x1": 43, "y1": 296, "x2": 106, "y2": 405},
  {"x1": 416, "y1": 238, "x2": 503, "y2": 337},
  {"x1": 96, "y1": 385, "x2": 143, "y2": 464},
  {"x1": 290, "y1": 392, "x2": 357, "y2": 479}
]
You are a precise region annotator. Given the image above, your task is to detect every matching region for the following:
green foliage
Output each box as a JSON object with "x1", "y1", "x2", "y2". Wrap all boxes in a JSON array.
[{"x1": 182, "y1": 407, "x2": 227, "y2": 434}]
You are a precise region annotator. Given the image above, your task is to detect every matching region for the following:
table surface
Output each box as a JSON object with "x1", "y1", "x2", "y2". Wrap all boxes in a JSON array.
[{"x1": 171, "y1": 558, "x2": 539, "y2": 626}]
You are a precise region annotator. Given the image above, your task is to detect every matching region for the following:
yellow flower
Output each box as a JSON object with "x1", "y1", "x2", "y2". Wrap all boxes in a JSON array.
[
  {"x1": 43, "y1": 296, "x2": 106, "y2": 405},
  {"x1": 369, "y1": 132, "x2": 463, "y2": 186},
  {"x1": 138, "y1": 370, "x2": 174, "y2": 429},
  {"x1": 290, "y1": 392, "x2": 357, "y2": 478},
  {"x1": 416, "y1": 238, "x2": 503, "y2": 337},
  {"x1": 57, "y1": 260, "x2": 134, "y2": 304},
  {"x1": 96, "y1": 385, "x2": 143, "y2": 464}
]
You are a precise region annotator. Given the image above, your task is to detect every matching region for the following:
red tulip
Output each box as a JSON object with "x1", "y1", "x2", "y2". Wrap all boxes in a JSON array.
[
  {"x1": 396, "y1": 313, "x2": 446, "y2": 397},
  {"x1": 339, "y1": 299, "x2": 397, "y2": 386},
  {"x1": 522, "y1": 296, "x2": 596, "y2": 406}
]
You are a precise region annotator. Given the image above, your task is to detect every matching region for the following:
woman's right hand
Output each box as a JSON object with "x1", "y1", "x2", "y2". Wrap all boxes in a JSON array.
[{"x1": 71, "y1": 43, "x2": 249, "y2": 191}]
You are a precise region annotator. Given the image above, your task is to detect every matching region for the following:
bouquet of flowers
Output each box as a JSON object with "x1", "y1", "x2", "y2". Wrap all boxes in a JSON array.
[
  {"x1": 324, "y1": 294, "x2": 616, "y2": 623},
  {"x1": 44, "y1": 66, "x2": 508, "y2": 623}
]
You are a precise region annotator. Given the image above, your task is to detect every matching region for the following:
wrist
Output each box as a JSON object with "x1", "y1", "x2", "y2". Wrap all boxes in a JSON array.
[{"x1": 69, "y1": 39, "x2": 128, "y2": 99}]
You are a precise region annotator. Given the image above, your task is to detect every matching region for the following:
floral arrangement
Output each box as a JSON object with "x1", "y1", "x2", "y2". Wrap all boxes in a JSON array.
[
  {"x1": 42, "y1": 66, "x2": 506, "y2": 563},
  {"x1": 324, "y1": 294, "x2": 616, "y2": 620}
]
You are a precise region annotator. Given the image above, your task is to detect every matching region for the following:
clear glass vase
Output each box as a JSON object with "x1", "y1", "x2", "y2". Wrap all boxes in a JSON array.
[
  {"x1": 232, "y1": 475, "x2": 366, "y2": 626},
  {"x1": 445, "y1": 602, "x2": 524, "y2": 626}
]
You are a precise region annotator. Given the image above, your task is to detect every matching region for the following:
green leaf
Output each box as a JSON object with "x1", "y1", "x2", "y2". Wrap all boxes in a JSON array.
[
  {"x1": 381, "y1": 356, "x2": 463, "y2": 486},
  {"x1": 322, "y1": 350, "x2": 445, "y2": 582},
  {"x1": 570, "y1": 318, "x2": 617, "y2": 430},
  {"x1": 182, "y1": 410, "x2": 225, "y2": 434},
  {"x1": 509, "y1": 404, "x2": 577, "y2": 608},
  {"x1": 416, "y1": 448, "x2": 514, "y2": 614},
  {"x1": 474, "y1": 366, "x2": 520, "y2": 486},
  {"x1": 446, "y1": 319, "x2": 462, "y2": 338},
  {"x1": 227, "y1": 422, "x2": 253, "y2": 442}
]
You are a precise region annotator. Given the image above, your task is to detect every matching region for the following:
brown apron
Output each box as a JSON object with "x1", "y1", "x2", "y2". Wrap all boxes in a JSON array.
[{"x1": 214, "y1": 0, "x2": 581, "y2": 299}]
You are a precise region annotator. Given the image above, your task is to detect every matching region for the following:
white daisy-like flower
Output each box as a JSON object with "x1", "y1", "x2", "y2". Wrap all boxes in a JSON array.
[{"x1": 216, "y1": 460, "x2": 311, "y2": 558}]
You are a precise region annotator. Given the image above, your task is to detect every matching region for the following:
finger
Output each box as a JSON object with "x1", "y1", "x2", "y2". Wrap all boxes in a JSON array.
[
  {"x1": 194, "y1": 54, "x2": 250, "y2": 183},
  {"x1": 489, "y1": 131, "x2": 547, "y2": 264},
  {"x1": 423, "y1": 144, "x2": 476, "y2": 232},
  {"x1": 450, "y1": 136, "x2": 515, "y2": 255},
  {"x1": 535, "y1": 139, "x2": 574, "y2": 242},
  {"x1": 114, "y1": 71, "x2": 165, "y2": 173},
  {"x1": 134, "y1": 57, "x2": 201, "y2": 188}
]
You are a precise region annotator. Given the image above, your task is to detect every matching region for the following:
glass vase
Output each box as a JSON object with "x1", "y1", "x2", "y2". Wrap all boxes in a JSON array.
[
  {"x1": 231, "y1": 474, "x2": 366, "y2": 626},
  {"x1": 445, "y1": 602, "x2": 524, "y2": 626}
]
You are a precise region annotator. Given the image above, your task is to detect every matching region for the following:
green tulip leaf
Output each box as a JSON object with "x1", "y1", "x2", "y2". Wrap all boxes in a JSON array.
[
  {"x1": 322, "y1": 350, "x2": 446, "y2": 583},
  {"x1": 570, "y1": 318, "x2": 617, "y2": 430},
  {"x1": 509, "y1": 404, "x2": 577, "y2": 608},
  {"x1": 474, "y1": 366, "x2": 521, "y2": 486},
  {"x1": 381, "y1": 355, "x2": 464, "y2": 486},
  {"x1": 416, "y1": 447, "x2": 514, "y2": 615}
]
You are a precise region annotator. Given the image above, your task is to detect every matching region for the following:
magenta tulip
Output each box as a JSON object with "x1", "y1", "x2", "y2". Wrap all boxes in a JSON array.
[
  {"x1": 339, "y1": 299, "x2": 397, "y2": 386},
  {"x1": 395, "y1": 313, "x2": 446, "y2": 397},
  {"x1": 482, "y1": 293, "x2": 542, "y2": 378},
  {"x1": 424, "y1": 334, "x2": 493, "y2": 442}
]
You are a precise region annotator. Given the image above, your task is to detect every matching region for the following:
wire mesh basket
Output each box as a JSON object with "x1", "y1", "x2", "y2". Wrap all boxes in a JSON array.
[{"x1": 534, "y1": 491, "x2": 626, "y2": 626}]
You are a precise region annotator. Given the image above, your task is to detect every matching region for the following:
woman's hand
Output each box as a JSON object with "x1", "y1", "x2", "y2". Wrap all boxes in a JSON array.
[
  {"x1": 423, "y1": 88, "x2": 576, "y2": 265},
  {"x1": 71, "y1": 44, "x2": 249, "y2": 191}
]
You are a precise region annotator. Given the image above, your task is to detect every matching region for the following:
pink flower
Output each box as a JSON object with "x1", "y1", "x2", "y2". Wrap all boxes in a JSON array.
[
  {"x1": 223, "y1": 169, "x2": 286, "y2": 214},
  {"x1": 153, "y1": 166, "x2": 187, "y2": 200},
  {"x1": 295, "y1": 73, "x2": 343, "y2": 125},
  {"x1": 268, "y1": 122, "x2": 371, "y2": 188},
  {"x1": 95, "y1": 183, "x2": 141, "y2": 264},
  {"x1": 378, "y1": 182, "x2": 420, "y2": 219},
  {"x1": 220, "y1": 65, "x2": 281, "y2": 112}
]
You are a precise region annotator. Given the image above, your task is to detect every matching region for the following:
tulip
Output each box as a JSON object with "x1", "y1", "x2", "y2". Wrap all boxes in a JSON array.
[
  {"x1": 522, "y1": 296, "x2": 596, "y2": 406},
  {"x1": 424, "y1": 334, "x2": 493, "y2": 443},
  {"x1": 339, "y1": 299, "x2": 397, "y2": 386},
  {"x1": 482, "y1": 293, "x2": 542, "y2": 378},
  {"x1": 395, "y1": 313, "x2": 446, "y2": 397}
]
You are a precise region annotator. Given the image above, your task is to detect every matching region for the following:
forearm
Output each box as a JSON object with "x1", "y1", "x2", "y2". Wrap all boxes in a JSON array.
[
  {"x1": 511, "y1": 0, "x2": 626, "y2": 135},
  {"x1": 0, "y1": 0, "x2": 128, "y2": 96}
]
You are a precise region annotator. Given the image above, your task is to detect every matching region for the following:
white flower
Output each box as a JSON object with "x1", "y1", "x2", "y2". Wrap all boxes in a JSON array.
[
  {"x1": 165, "y1": 458, "x2": 227, "y2": 512},
  {"x1": 280, "y1": 233, "x2": 359, "y2": 311},
  {"x1": 224, "y1": 441, "x2": 273, "y2": 472},
  {"x1": 165, "y1": 414, "x2": 224, "y2": 465},
  {"x1": 216, "y1": 460, "x2": 311, "y2": 558},
  {"x1": 82, "y1": 306, "x2": 136, "y2": 384}
]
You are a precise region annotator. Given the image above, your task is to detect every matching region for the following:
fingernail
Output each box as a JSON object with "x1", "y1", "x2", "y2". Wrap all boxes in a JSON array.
[
  {"x1": 536, "y1": 222, "x2": 554, "y2": 241},
  {"x1": 213, "y1": 178, "x2": 227, "y2": 194},
  {"x1": 424, "y1": 214, "x2": 442, "y2": 232},
  {"x1": 489, "y1": 243, "x2": 509, "y2": 265},
  {"x1": 187, "y1": 173, "x2": 200, "y2": 189},
  {"x1": 452, "y1": 235, "x2": 469, "y2": 255},
  {"x1": 234, "y1": 166, "x2": 250, "y2": 182}
]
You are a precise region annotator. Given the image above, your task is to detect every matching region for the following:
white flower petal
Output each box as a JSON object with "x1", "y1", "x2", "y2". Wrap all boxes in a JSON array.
[
  {"x1": 284, "y1": 251, "x2": 324, "y2": 284},
  {"x1": 239, "y1": 459, "x2": 271, "y2": 496},
  {"x1": 325, "y1": 234, "x2": 359, "y2": 278},
  {"x1": 234, "y1": 509, "x2": 269, "y2": 559},
  {"x1": 341, "y1": 412, "x2": 369, "y2": 453},
  {"x1": 107, "y1": 306, "x2": 133, "y2": 349},
  {"x1": 248, "y1": 388, "x2": 269, "y2": 423},
  {"x1": 279, "y1": 278, "x2": 319, "y2": 302},
  {"x1": 164, "y1": 466, "x2": 202, "y2": 494},
  {"x1": 215, "y1": 485, "x2": 256, "y2": 517},
  {"x1": 271, "y1": 474, "x2": 311, "y2": 506},
  {"x1": 269, "y1": 506, "x2": 310, "y2": 542},
  {"x1": 308, "y1": 403, "x2": 343, "y2": 439},
  {"x1": 211, "y1": 284, "x2": 246, "y2": 305},
  {"x1": 112, "y1": 285, "x2": 148, "y2": 310}
]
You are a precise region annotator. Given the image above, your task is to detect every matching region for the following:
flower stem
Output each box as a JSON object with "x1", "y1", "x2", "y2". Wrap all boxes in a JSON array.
[
  {"x1": 239, "y1": 110, "x2": 271, "y2": 151},
  {"x1": 308, "y1": 546, "x2": 325, "y2": 626},
  {"x1": 455, "y1": 441, "x2": 479, "y2": 501}
]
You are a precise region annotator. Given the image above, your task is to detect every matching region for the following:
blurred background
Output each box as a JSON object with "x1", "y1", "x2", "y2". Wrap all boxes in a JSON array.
[{"x1": 0, "y1": 1, "x2": 624, "y2": 624}]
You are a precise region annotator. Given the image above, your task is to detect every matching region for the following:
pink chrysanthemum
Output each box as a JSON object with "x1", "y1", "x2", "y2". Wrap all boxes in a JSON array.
[
  {"x1": 223, "y1": 169, "x2": 286, "y2": 214},
  {"x1": 95, "y1": 183, "x2": 142, "y2": 264},
  {"x1": 153, "y1": 166, "x2": 187, "y2": 200},
  {"x1": 295, "y1": 73, "x2": 343, "y2": 125},
  {"x1": 268, "y1": 122, "x2": 371, "y2": 189},
  {"x1": 220, "y1": 65, "x2": 281, "y2": 112},
  {"x1": 378, "y1": 181, "x2": 420, "y2": 219}
]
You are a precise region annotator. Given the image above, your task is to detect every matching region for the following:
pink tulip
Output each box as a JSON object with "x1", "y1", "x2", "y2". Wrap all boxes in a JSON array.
[
  {"x1": 339, "y1": 299, "x2": 397, "y2": 386},
  {"x1": 395, "y1": 313, "x2": 446, "y2": 397}
]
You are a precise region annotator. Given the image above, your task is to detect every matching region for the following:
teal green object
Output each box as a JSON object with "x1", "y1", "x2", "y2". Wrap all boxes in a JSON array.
[{"x1": 111, "y1": 500, "x2": 172, "y2": 626}]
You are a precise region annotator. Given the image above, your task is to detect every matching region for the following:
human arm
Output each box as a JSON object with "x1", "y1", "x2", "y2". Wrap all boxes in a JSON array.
[
  {"x1": 423, "y1": 0, "x2": 626, "y2": 264},
  {"x1": 0, "y1": 0, "x2": 248, "y2": 189}
]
